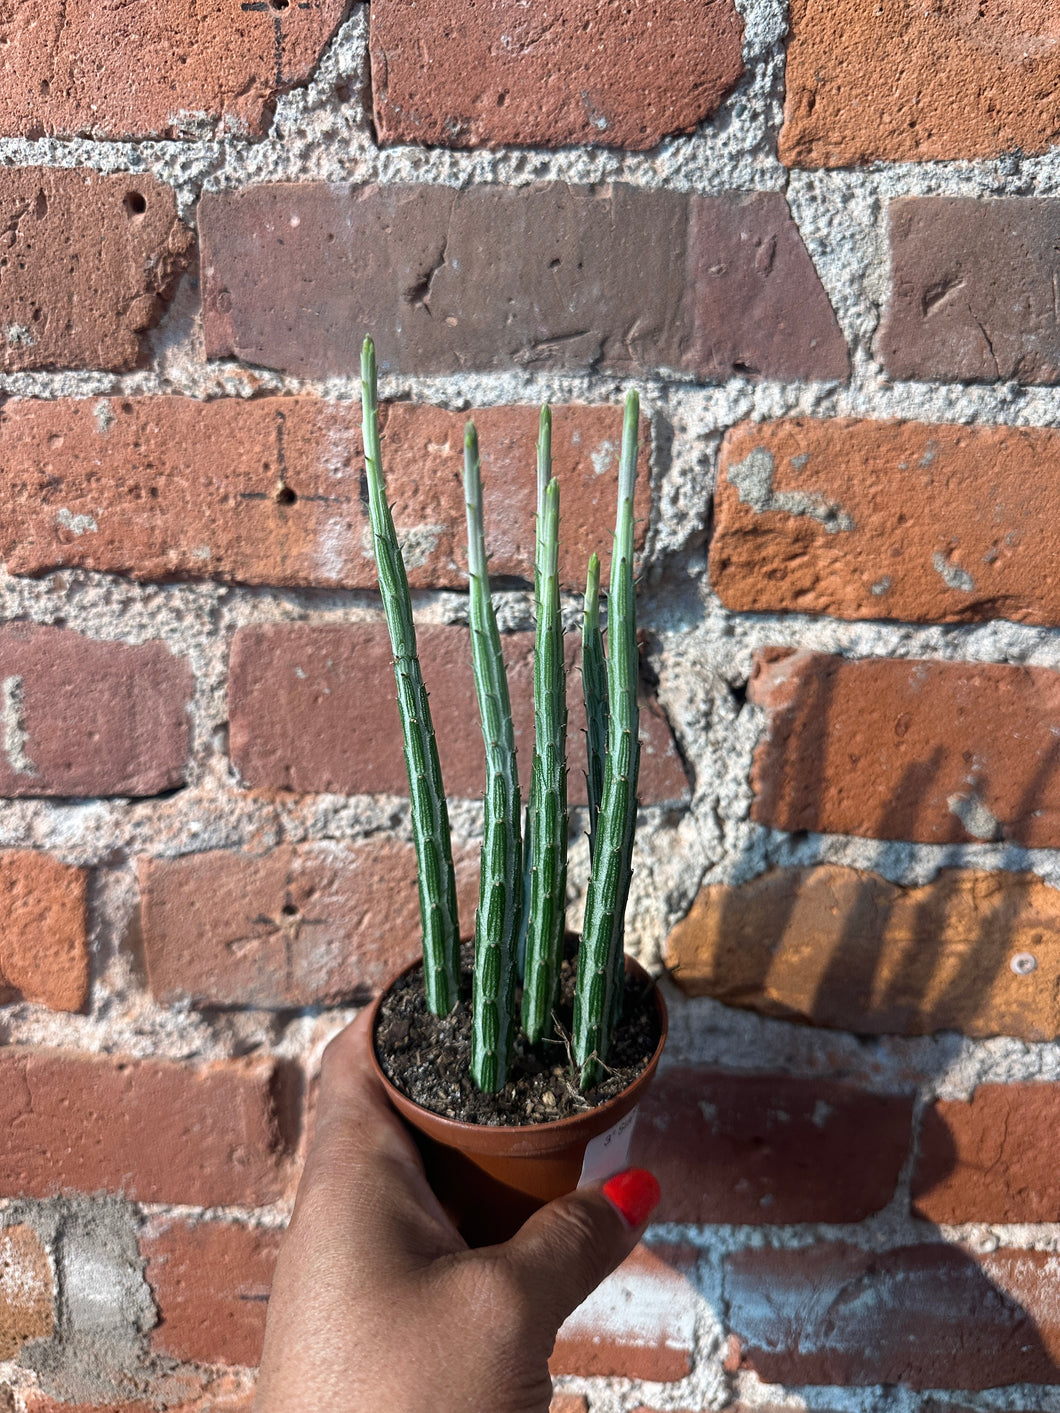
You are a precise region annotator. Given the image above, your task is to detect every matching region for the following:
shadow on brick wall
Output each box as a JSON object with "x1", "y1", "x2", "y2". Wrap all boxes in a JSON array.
[{"x1": 651, "y1": 669, "x2": 1060, "y2": 1393}]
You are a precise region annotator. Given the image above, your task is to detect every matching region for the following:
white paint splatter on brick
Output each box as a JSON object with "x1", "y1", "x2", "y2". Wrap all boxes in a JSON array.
[
  {"x1": 591, "y1": 438, "x2": 617, "y2": 475},
  {"x1": 56, "y1": 507, "x2": 99, "y2": 536},
  {"x1": 556, "y1": 1244, "x2": 700, "y2": 1355},
  {"x1": 947, "y1": 790, "x2": 1002, "y2": 841},
  {"x1": 316, "y1": 517, "x2": 354, "y2": 582},
  {"x1": 932, "y1": 550, "x2": 975, "y2": 593}
]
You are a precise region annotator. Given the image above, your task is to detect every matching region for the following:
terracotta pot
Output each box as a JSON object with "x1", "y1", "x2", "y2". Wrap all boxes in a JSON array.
[{"x1": 368, "y1": 955, "x2": 668, "y2": 1246}]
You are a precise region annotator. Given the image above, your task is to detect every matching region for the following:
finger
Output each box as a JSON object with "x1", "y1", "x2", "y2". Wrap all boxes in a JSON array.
[
  {"x1": 497, "y1": 1167, "x2": 661, "y2": 1331},
  {"x1": 291, "y1": 1009, "x2": 464, "y2": 1273}
]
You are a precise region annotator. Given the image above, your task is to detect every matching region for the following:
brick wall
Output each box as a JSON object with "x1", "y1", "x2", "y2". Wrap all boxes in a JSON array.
[{"x1": 2, "y1": 2, "x2": 1060, "y2": 1411}]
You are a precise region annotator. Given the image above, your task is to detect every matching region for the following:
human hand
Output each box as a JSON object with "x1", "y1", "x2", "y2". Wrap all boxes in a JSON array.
[{"x1": 254, "y1": 1009, "x2": 661, "y2": 1413}]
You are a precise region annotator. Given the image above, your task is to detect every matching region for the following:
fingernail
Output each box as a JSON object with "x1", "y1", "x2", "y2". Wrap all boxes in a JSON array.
[{"x1": 602, "y1": 1167, "x2": 661, "y2": 1227}]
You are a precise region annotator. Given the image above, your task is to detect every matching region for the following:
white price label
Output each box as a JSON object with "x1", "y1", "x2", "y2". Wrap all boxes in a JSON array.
[{"x1": 577, "y1": 1105, "x2": 640, "y2": 1188}]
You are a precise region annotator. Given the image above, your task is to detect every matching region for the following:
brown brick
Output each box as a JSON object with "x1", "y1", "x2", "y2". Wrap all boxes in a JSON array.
[
  {"x1": 140, "y1": 839, "x2": 482, "y2": 1009},
  {"x1": 0, "y1": 850, "x2": 88, "y2": 1011},
  {"x1": 750, "y1": 651, "x2": 1060, "y2": 847},
  {"x1": 665, "y1": 866, "x2": 1060, "y2": 1040},
  {"x1": 630, "y1": 1067, "x2": 912, "y2": 1224},
  {"x1": 1, "y1": 0, "x2": 345, "y2": 140},
  {"x1": 200, "y1": 183, "x2": 847, "y2": 382},
  {"x1": 877, "y1": 198, "x2": 1060, "y2": 385},
  {"x1": 780, "y1": 0, "x2": 1060, "y2": 167},
  {"x1": 0, "y1": 168, "x2": 191, "y2": 373},
  {"x1": 550, "y1": 1242, "x2": 698, "y2": 1382},
  {"x1": 0, "y1": 1224, "x2": 54, "y2": 1358},
  {"x1": 0, "y1": 624, "x2": 192, "y2": 798},
  {"x1": 913, "y1": 1084, "x2": 1060, "y2": 1224},
  {"x1": 142, "y1": 1219, "x2": 280, "y2": 1368},
  {"x1": 371, "y1": 0, "x2": 744, "y2": 150},
  {"x1": 686, "y1": 194, "x2": 848, "y2": 382},
  {"x1": 228, "y1": 623, "x2": 688, "y2": 804},
  {"x1": 714, "y1": 418, "x2": 1060, "y2": 625},
  {"x1": 0, "y1": 397, "x2": 648, "y2": 592},
  {"x1": 726, "y1": 1243, "x2": 1060, "y2": 1387},
  {"x1": 0, "y1": 1050, "x2": 294, "y2": 1206}
]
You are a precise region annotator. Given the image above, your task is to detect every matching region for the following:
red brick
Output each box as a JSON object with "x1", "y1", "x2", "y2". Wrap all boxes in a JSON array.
[
  {"x1": 25, "y1": 1402, "x2": 155, "y2": 1413},
  {"x1": 877, "y1": 198, "x2": 1060, "y2": 385},
  {"x1": 664, "y1": 866, "x2": 1060, "y2": 1041},
  {"x1": 750, "y1": 651, "x2": 1060, "y2": 847},
  {"x1": 200, "y1": 183, "x2": 847, "y2": 382},
  {"x1": 726, "y1": 1243, "x2": 1060, "y2": 1387},
  {"x1": 0, "y1": 1050, "x2": 295, "y2": 1206},
  {"x1": 0, "y1": 168, "x2": 191, "y2": 373},
  {"x1": 0, "y1": 1224, "x2": 54, "y2": 1358},
  {"x1": 142, "y1": 1219, "x2": 280, "y2": 1368},
  {"x1": 631, "y1": 1067, "x2": 912, "y2": 1224},
  {"x1": 549, "y1": 1397, "x2": 589, "y2": 1413},
  {"x1": 913, "y1": 1083, "x2": 1060, "y2": 1223},
  {"x1": 26, "y1": 1377, "x2": 255, "y2": 1413},
  {"x1": 140, "y1": 839, "x2": 482, "y2": 1009},
  {"x1": 550, "y1": 1242, "x2": 698, "y2": 1382},
  {"x1": 1, "y1": 0, "x2": 345, "y2": 140},
  {"x1": 0, "y1": 625, "x2": 192, "y2": 799},
  {"x1": 371, "y1": 0, "x2": 744, "y2": 150},
  {"x1": 0, "y1": 850, "x2": 88, "y2": 1011},
  {"x1": 714, "y1": 418, "x2": 1060, "y2": 625},
  {"x1": 228, "y1": 624, "x2": 688, "y2": 804},
  {"x1": 780, "y1": 0, "x2": 1060, "y2": 166},
  {"x1": 0, "y1": 397, "x2": 647, "y2": 592}
]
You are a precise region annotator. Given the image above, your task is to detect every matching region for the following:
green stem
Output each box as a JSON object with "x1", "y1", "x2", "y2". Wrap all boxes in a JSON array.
[
  {"x1": 582, "y1": 552, "x2": 607, "y2": 865},
  {"x1": 464, "y1": 422, "x2": 522, "y2": 1092},
  {"x1": 361, "y1": 336, "x2": 460, "y2": 1015},
  {"x1": 573, "y1": 391, "x2": 641, "y2": 1089},
  {"x1": 521, "y1": 408, "x2": 569, "y2": 1044}
]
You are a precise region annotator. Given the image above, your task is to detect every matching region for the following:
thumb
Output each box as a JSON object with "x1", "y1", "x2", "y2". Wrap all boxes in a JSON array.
[{"x1": 499, "y1": 1168, "x2": 661, "y2": 1330}]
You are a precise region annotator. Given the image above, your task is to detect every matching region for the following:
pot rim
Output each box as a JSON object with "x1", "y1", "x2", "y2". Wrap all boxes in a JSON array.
[{"x1": 367, "y1": 951, "x2": 668, "y2": 1144}]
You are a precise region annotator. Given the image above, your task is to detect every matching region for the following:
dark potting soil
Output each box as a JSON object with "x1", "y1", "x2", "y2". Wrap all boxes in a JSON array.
[{"x1": 374, "y1": 942, "x2": 662, "y2": 1126}]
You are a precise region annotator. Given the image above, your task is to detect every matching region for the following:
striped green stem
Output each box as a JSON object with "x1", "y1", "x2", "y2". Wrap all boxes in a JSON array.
[
  {"x1": 573, "y1": 390, "x2": 641, "y2": 1089},
  {"x1": 582, "y1": 552, "x2": 607, "y2": 864},
  {"x1": 464, "y1": 422, "x2": 523, "y2": 1092},
  {"x1": 361, "y1": 336, "x2": 460, "y2": 1016},
  {"x1": 520, "y1": 408, "x2": 569, "y2": 1045}
]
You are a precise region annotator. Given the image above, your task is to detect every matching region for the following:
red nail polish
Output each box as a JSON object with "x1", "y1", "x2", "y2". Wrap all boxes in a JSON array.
[{"x1": 602, "y1": 1168, "x2": 661, "y2": 1227}]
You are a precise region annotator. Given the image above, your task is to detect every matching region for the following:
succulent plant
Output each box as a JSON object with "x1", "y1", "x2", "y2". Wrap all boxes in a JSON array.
[{"x1": 361, "y1": 335, "x2": 642, "y2": 1095}]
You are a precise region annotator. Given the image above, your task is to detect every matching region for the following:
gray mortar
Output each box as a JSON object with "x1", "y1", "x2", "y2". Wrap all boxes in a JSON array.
[
  {"x1": 2, "y1": 1197, "x2": 161, "y2": 1406},
  {"x1": 3, "y1": 0, "x2": 1060, "y2": 1407}
]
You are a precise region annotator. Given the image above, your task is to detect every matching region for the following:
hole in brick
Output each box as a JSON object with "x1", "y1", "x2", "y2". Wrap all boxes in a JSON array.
[
  {"x1": 729, "y1": 680, "x2": 748, "y2": 710},
  {"x1": 123, "y1": 191, "x2": 147, "y2": 217},
  {"x1": 274, "y1": 485, "x2": 297, "y2": 506},
  {"x1": 269, "y1": 0, "x2": 290, "y2": 8},
  {"x1": 281, "y1": 903, "x2": 299, "y2": 917},
  {"x1": 34, "y1": 189, "x2": 47, "y2": 220}
]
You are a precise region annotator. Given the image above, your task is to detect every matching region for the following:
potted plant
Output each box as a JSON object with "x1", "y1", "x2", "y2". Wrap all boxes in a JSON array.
[{"x1": 360, "y1": 337, "x2": 667, "y2": 1244}]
